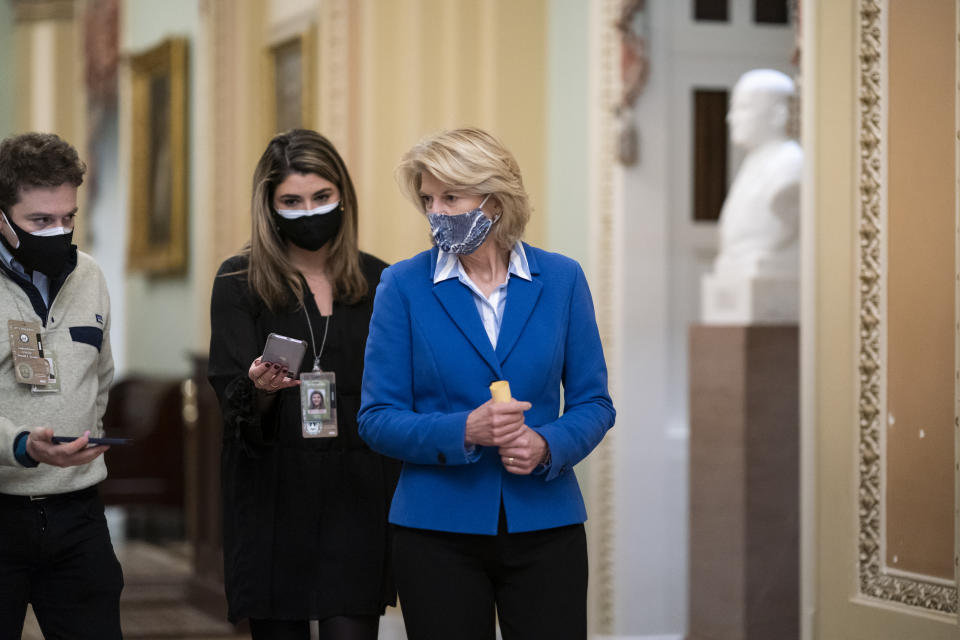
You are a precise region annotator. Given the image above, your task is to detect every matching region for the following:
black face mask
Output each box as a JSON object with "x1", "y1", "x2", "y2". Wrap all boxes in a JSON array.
[
  {"x1": 274, "y1": 208, "x2": 343, "y2": 251},
  {"x1": 1, "y1": 212, "x2": 75, "y2": 277}
]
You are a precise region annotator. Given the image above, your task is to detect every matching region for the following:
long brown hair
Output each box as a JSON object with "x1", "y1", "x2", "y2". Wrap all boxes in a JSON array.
[{"x1": 238, "y1": 129, "x2": 366, "y2": 311}]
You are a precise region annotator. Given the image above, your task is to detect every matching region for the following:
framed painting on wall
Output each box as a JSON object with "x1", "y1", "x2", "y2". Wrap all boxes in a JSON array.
[
  {"x1": 267, "y1": 26, "x2": 316, "y2": 135},
  {"x1": 128, "y1": 37, "x2": 188, "y2": 275}
]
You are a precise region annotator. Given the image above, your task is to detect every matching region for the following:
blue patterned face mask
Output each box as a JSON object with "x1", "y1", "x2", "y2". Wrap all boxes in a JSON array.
[{"x1": 427, "y1": 195, "x2": 498, "y2": 255}]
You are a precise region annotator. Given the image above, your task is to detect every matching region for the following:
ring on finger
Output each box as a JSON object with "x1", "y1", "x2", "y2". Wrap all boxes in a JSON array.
[{"x1": 507, "y1": 457, "x2": 516, "y2": 464}]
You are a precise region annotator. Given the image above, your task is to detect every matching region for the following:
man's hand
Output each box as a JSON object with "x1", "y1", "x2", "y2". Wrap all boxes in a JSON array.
[{"x1": 25, "y1": 428, "x2": 108, "y2": 467}]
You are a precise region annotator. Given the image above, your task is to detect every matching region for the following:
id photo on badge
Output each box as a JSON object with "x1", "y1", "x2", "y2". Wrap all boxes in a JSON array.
[
  {"x1": 300, "y1": 371, "x2": 337, "y2": 438},
  {"x1": 306, "y1": 387, "x2": 328, "y2": 417}
]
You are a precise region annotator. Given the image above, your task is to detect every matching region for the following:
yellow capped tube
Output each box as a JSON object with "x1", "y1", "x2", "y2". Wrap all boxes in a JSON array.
[{"x1": 489, "y1": 380, "x2": 512, "y2": 403}]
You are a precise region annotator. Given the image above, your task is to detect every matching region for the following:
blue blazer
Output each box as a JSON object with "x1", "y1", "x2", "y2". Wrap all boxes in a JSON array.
[{"x1": 358, "y1": 244, "x2": 615, "y2": 534}]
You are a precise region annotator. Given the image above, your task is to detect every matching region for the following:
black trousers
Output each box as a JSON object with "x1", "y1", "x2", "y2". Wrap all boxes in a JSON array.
[
  {"x1": 249, "y1": 615, "x2": 380, "y2": 640},
  {"x1": 0, "y1": 485, "x2": 124, "y2": 640},
  {"x1": 392, "y1": 511, "x2": 588, "y2": 640}
]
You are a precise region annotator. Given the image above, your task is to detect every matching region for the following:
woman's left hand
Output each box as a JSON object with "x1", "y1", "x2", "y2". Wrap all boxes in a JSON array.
[
  {"x1": 248, "y1": 357, "x2": 300, "y2": 393},
  {"x1": 498, "y1": 427, "x2": 548, "y2": 475}
]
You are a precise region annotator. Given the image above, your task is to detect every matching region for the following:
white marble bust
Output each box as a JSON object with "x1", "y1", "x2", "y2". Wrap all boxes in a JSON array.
[
  {"x1": 702, "y1": 69, "x2": 803, "y2": 324},
  {"x1": 714, "y1": 69, "x2": 802, "y2": 278}
]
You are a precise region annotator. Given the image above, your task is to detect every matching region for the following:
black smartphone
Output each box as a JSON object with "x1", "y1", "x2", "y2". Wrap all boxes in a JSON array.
[{"x1": 51, "y1": 436, "x2": 133, "y2": 446}]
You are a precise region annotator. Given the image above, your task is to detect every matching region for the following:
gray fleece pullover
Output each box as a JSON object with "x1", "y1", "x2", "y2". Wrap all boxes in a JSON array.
[{"x1": 0, "y1": 251, "x2": 114, "y2": 495}]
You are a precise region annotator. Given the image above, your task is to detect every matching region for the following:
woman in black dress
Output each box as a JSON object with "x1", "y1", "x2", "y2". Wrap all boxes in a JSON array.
[{"x1": 208, "y1": 129, "x2": 399, "y2": 640}]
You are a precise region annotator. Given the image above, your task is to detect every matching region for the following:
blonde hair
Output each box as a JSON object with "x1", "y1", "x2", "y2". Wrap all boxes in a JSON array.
[
  {"x1": 396, "y1": 128, "x2": 530, "y2": 252},
  {"x1": 234, "y1": 129, "x2": 367, "y2": 312}
]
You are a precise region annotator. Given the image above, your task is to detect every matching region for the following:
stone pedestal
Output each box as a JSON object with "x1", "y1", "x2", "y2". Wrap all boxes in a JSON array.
[
  {"x1": 700, "y1": 273, "x2": 798, "y2": 324},
  {"x1": 688, "y1": 326, "x2": 799, "y2": 640}
]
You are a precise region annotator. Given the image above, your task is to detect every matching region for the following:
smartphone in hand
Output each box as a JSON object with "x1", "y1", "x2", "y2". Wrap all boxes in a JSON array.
[
  {"x1": 261, "y1": 333, "x2": 308, "y2": 377},
  {"x1": 51, "y1": 436, "x2": 133, "y2": 446}
]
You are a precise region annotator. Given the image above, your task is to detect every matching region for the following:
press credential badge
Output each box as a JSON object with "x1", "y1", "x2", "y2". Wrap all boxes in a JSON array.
[
  {"x1": 8, "y1": 319, "x2": 51, "y2": 386},
  {"x1": 300, "y1": 370, "x2": 338, "y2": 438}
]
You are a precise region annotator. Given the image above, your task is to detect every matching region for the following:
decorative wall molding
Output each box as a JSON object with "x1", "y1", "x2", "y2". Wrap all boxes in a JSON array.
[
  {"x1": 588, "y1": 0, "x2": 622, "y2": 633},
  {"x1": 856, "y1": 0, "x2": 958, "y2": 613},
  {"x1": 318, "y1": 0, "x2": 350, "y2": 149},
  {"x1": 205, "y1": 0, "x2": 244, "y2": 264}
]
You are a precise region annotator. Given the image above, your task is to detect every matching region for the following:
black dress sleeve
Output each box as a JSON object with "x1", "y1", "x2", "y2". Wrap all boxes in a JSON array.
[{"x1": 208, "y1": 258, "x2": 279, "y2": 450}]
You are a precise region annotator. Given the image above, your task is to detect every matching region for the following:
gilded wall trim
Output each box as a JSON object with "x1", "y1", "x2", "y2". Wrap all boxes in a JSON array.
[
  {"x1": 586, "y1": 0, "x2": 621, "y2": 633},
  {"x1": 856, "y1": 0, "x2": 957, "y2": 613}
]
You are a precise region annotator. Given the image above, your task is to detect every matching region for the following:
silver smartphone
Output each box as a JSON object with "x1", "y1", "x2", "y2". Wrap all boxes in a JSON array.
[{"x1": 261, "y1": 333, "x2": 308, "y2": 376}]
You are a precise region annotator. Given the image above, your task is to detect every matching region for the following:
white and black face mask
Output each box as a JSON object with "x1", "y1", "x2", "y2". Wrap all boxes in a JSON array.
[
  {"x1": 0, "y1": 210, "x2": 74, "y2": 277},
  {"x1": 274, "y1": 201, "x2": 343, "y2": 251}
]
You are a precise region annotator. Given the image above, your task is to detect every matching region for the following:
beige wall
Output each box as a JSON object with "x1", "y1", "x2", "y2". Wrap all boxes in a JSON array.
[
  {"x1": 14, "y1": 17, "x2": 82, "y2": 144},
  {"x1": 0, "y1": 1, "x2": 15, "y2": 138},
  {"x1": 10, "y1": 2, "x2": 85, "y2": 228},
  {"x1": 197, "y1": 0, "x2": 550, "y2": 351},
  {"x1": 202, "y1": 0, "x2": 549, "y2": 270},
  {"x1": 338, "y1": 0, "x2": 548, "y2": 266},
  {"x1": 805, "y1": 0, "x2": 858, "y2": 633},
  {"x1": 8, "y1": 0, "x2": 87, "y2": 249}
]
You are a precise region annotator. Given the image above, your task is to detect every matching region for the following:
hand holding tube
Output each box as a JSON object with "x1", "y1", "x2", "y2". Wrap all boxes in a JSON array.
[{"x1": 486, "y1": 380, "x2": 549, "y2": 475}]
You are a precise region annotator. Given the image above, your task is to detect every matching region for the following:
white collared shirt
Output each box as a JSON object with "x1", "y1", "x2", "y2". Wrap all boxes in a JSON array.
[
  {"x1": 0, "y1": 236, "x2": 50, "y2": 306},
  {"x1": 434, "y1": 241, "x2": 532, "y2": 349}
]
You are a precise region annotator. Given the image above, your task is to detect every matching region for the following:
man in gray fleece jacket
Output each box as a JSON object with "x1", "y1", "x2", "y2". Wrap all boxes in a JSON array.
[{"x1": 0, "y1": 132, "x2": 122, "y2": 639}]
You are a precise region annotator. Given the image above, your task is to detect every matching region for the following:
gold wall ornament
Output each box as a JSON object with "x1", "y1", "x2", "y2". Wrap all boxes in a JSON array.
[
  {"x1": 127, "y1": 37, "x2": 189, "y2": 276},
  {"x1": 855, "y1": 0, "x2": 957, "y2": 613},
  {"x1": 614, "y1": 0, "x2": 648, "y2": 166}
]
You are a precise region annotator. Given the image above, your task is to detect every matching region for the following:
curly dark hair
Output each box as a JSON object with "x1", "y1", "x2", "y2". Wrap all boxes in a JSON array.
[{"x1": 0, "y1": 132, "x2": 86, "y2": 212}]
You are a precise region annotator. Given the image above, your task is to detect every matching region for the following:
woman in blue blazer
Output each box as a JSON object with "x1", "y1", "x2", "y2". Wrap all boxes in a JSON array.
[{"x1": 358, "y1": 128, "x2": 615, "y2": 640}]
